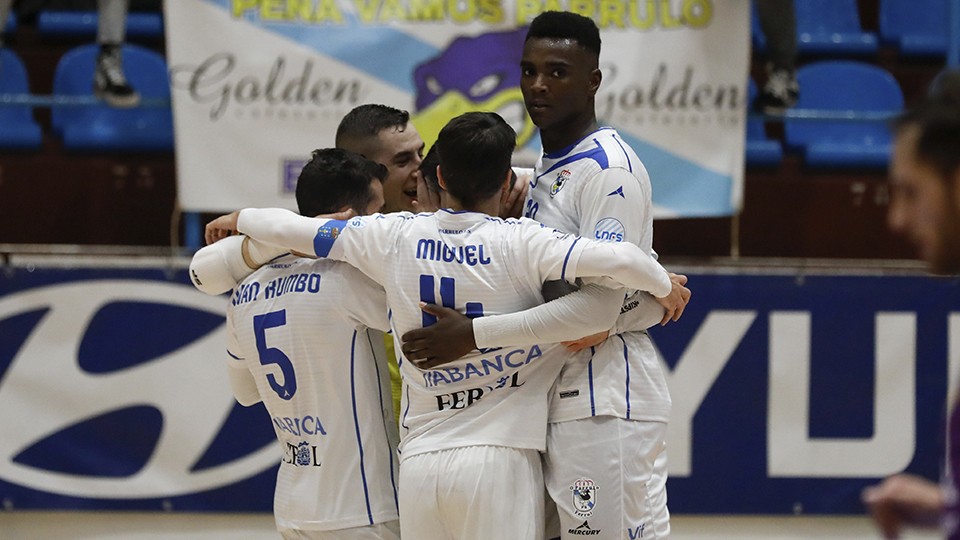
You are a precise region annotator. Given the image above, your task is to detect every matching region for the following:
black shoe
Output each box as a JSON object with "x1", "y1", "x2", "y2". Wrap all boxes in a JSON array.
[
  {"x1": 94, "y1": 45, "x2": 141, "y2": 108},
  {"x1": 755, "y1": 68, "x2": 799, "y2": 115}
]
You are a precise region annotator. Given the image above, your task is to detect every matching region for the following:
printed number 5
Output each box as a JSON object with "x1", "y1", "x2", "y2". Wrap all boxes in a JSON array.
[{"x1": 253, "y1": 310, "x2": 297, "y2": 400}]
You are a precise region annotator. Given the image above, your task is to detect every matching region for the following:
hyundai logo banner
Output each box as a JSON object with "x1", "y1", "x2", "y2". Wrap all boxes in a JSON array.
[
  {"x1": 1, "y1": 261, "x2": 957, "y2": 513},
  {"x1": 0, "y1": 263, "x2": 278, "y2": 510}
]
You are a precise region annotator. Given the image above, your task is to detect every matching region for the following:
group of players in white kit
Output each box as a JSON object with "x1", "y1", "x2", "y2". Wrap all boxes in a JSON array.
[{"x1": 189, "y1": 11, "x2": 691, "y2": 540}]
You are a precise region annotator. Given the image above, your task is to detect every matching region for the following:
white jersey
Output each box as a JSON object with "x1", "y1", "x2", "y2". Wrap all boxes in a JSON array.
[
  {"x1": 308, "y1": 210, "x2": 589, "y2": 460},
  {"x1": 526, "y1": 127, "x2": 671, "y2": 423},
  {"x1": 225, "y1": 255, "x2": 399, "y2": 532}
]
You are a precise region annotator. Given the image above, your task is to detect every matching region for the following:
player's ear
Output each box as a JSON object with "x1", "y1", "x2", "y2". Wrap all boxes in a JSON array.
[
  {"x1": 436, "y1": 166, "x2": 447, "y2": 191},
  {"x1": 588, "y1": 68, "x2": 602, "y2": 97}
]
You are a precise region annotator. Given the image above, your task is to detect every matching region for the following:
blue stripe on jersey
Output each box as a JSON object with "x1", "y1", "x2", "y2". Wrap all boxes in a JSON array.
[
  {"x1": 349, "y1": 330, "x2": 375, "y2": 525},
  {"x1": 618, "y1": 334, "x2": 631, "y2": 420},
  {"x1": 588, "y1": 346, "x2": 596, "y2": 417},
  {"x1": 420, "y1": 275, "x2": 438, "y2": 327},
  {"x1": 313, "y1": 219, "x2": 348, "y2": 258},
  {"x1": 560, "y1": 237, "x2": 581, "y2": 282},
  {"x1": 536, "y1": 139, "x2": 609, "y2": 181},
  {"x1": 226, "y1": 349, "x2": 242, "y2": 361},
  {"x1": 401, "y1": 385, "x2": 410, "y2": 431},
  {"x1": 611, "y1": 133, "x2": 633, "y2": 173},
  {"x1": 366, "y1": 330, "x2": 399, "y2": 510}
]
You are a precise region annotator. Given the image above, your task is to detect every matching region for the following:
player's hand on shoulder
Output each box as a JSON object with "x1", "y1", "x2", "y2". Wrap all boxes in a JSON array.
[
  {"x1": 205, "y1": 211, "x2": 241, "y2": 245},
  {"x1": 315, "y1": 209, "x2": 356, "y2": 220},
  {"x1": 401, "y1": 303, "x2": 476, "y2": 369},
  {"x1": 655, "y1": 273, "x2": 691, "y2": 326},
  {"x1": 500, "y1": 169, "x2": 530, "y2": 219},
  {"x1": 412, "y1": 170, "x2": 441, "y2": 213}
]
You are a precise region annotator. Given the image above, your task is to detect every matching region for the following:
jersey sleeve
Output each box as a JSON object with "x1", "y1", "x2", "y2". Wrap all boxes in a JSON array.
[
  {"x1": 565, "y1": 238, "x2": 672, "y2": 297},
  {"x1": 339, "y1": 266, "x2": 391, "y2": 333},
  {"x1": 237, "y1": 209, "x2": 399, "y2": 285},
  {"x1": 511, "y1": 219, "x2": 588, "y2": 285},
  {"x1": 472, "y1": 283, "x2": 623, "y2": 348},
  {"x1": 611, "y1": 291, "x2": 666, "y2": 334},
  {"x1": 189, "y1": 235, "x2": 254, "y2": 295},
  {"x1": 577, "y1": 167, "x2": 649, "y2": 246}
]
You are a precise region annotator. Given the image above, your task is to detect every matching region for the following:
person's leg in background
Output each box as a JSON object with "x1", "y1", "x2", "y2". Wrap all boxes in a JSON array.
[
  {"x1": 755, "y1": 0, "x2": 799, "y2": 114},
  {"x1": 95, "y1": 0, "x2": 140, "y2": 107}
]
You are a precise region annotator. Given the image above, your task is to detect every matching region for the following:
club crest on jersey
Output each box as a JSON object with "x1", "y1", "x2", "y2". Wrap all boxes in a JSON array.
[
  {"x1": 317, "y1": 225, "x2": 340, "y2": 239},
  {"x1": 570, "y1": 478, "x2": 599, "y2": 518},
  {"x1": 283, "y1": 440, "x2": 322, "y2": 467},
  {"x1": 551, "y1": 169, "x2": 571, "y2": 198},
  {"x1": 295, "y1": 441, "x2": 313, "y2": 466}
]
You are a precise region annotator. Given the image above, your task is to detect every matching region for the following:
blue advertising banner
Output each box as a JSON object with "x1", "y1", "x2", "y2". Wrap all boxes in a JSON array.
[
  {"x1": 0, "y1": 262, "x2": 278, "y2": 510},
  {"x1": 655, "y1": 271, "x2": 960, "y2": 513},
  {"x1": 1, "y1": 260, "x2": 957, "y2": 514}
]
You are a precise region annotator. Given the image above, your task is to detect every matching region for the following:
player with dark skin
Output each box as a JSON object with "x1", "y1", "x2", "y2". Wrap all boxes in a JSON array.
[{"x1": 401, "y1": 15, "x2": 689, "y2": 368}]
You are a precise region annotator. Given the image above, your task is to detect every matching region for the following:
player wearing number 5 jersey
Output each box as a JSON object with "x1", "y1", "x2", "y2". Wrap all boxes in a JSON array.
[
  {"x1": 222, "y1": 149, "x2": 401, "y2": 540},
  {"x1": 209, "y1": 112, "x2": 684, "y2": 540}
]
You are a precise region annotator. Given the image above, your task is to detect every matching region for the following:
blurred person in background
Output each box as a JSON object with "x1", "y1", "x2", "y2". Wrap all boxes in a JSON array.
[
  {"x1": 0, "y1": 0, "x2": 140, "y2": 106},
  {"x1": 862, "y1": 71, "x2": 960, "y2": 539},
  {"x1": 753, "y1": 0, "x2": 799, "y2": 114}
]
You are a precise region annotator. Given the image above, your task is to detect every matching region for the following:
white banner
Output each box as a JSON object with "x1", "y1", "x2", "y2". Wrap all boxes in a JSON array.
[{"x1": 165, "y1": 0, "x2": 748, "y2": 217}]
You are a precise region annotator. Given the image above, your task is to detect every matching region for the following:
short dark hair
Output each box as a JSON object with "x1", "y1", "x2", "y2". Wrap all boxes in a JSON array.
[
  {"x1": 436, "y1": 112, "x2": 516, "y2": 207},
  {"x1": 525, "y1": 11, "x2": 601, "y2": 57},
  {"x1": 894, "y1": 71, "x2": 960, "y2": 185},
  {"x1": 295, "y1": 148, "x2": 387, "y2": 217},
  {"x1": 335, "y1": 104, "x2": 410, "y2": 151}
]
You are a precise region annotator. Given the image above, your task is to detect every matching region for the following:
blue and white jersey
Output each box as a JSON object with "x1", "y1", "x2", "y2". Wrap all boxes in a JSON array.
[
  {"x1": 308, "y1": 210, "x2": 589, "y2": 460},
  {"x1": 225, "y1": 255, "x2": 399, "y2": 532},
  {"x1": 526, "y1": 127, "x2": 671, "y2": 424}
]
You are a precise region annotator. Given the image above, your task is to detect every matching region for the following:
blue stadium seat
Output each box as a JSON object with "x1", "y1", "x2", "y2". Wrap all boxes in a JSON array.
[
  {"x1": 751, "y1": 1, "x2": 767, "y2": 52},
  {"x1": 38, "y1": 11, "x2": 163, "y2": 39},
  {"x1": 795, "y1": 0, "x2": 879, "y2": 55},
  {"x1": 746, "y1": 79, "x2": 783, "y2": 167},
  {"x1": 51, "y1": 44, "x2": 173, "y2": 151},
  {"x1": 784, "y1": 61, "x2": 902, "y2": 168},
  {"x1": 879, "y1": 0, "x2": 948, "y2": 56},
  {"x1": 0, "y1": 49, "x2": 43, "y2": 150},
  {"x1": 4, "y1": 12, "x2": 16, "y2": 34}
]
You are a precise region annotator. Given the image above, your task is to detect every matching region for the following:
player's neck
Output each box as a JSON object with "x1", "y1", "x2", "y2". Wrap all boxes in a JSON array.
[
  {"x1": 540, "y1": 111, "x2": 598, "y2": 154},
  {"x1": 448, "y1": 196, "x2": 500, "y2": 217}
]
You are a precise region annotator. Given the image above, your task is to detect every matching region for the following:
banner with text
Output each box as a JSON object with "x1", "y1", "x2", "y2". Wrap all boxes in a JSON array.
[
  {"x1": 0, "y1": 260, "x2": 957, "y2": 513},
  {"x1": 164, "y1": 0, "x2": 748, "y2": 217}
]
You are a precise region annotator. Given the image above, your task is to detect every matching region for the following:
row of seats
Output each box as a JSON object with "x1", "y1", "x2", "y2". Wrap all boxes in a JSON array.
[
  {"x1": 0, "y1": 51, "x2": 909, "y2": 164},
  {"x1": 753, "y1": 0, "x2": 951, "y2": 57},
  {"x1": 0, "y1": 44, "x2": 173, "y2": 151},
  {"x1": 747, "y1": 61, "x2": 903, "y2": 168},
  {"x1": 3, "y1": 10, "x2": 163, "y2": 39}
]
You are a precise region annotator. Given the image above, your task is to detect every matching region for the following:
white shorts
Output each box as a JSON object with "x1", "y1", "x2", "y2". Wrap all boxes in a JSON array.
[
  {"x1": 279, "y1": 520, "x2": 400, "y2": 540},
  {"x1": 398, "y1": 445, "x2": 544, "y2": 540},
  {"x1": 543, "y1": 417, "x2": 669, "y2": 539}
]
